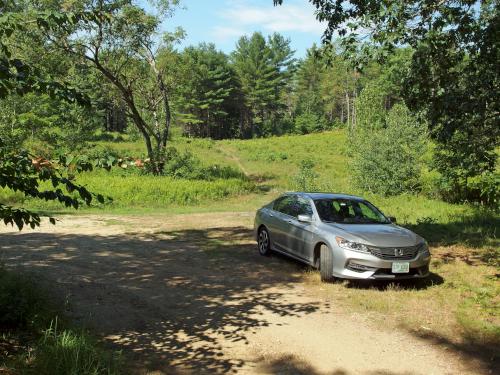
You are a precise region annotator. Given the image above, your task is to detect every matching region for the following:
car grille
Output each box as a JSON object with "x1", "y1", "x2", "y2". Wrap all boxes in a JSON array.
[{"x1": 368, "y1": 245, "x2": 419, "y2": 260}]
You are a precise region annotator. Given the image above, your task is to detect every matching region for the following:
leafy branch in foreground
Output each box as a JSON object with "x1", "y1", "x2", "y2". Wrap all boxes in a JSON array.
[
  {"x1": 0, "y1": 6, "x2": 112, "y2": 230},
  {"x1": 0, "y1": 138, "x2": 108, "y2": 230}
]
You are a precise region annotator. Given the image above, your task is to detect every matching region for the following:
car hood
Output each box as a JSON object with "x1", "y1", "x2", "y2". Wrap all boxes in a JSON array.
[{"x1": 325, "y1": 223, "x2": 419, "y2": 247}]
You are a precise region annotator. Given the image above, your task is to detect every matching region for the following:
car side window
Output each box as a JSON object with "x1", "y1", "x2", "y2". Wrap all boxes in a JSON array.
[
  {"x1": 272, "y1": 197, "x2": 286, "y2": 212},
  {"x1": 295, "y1": 197, "x2": 313, "y2": 217},
  {"x1": 281, "y1": 197, "x2": 313, "y2": 218},
  {"x1": 273, "y1": 196, "x2": 295, "y2": 215}
]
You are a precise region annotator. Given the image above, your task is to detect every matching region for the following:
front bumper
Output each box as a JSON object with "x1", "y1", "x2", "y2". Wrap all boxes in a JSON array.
[{"x1": 331, "y1": 247, "x2": 431, "y2": 280}]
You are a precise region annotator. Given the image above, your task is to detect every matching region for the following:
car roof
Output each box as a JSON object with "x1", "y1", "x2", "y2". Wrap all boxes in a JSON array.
[{"x1": 283, "y1": 192, "x2": 365, "y2": 201}]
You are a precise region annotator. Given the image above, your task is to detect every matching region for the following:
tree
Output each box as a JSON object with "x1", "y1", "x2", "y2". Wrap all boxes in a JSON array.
[
  {"x1": 351, "y1": 103, "x2": 427, "y2": 196},
  {"x1": 39, "y1": 0, "x2": 184, "y2": 174},
  {"x1": 294, "y1": 45, "x2": 325, "y2": 121},
  {"x1": 275, "y1": 0, "x2": 500, "y2": 202},
  {"x1": 320, "y1": 49, "x2": 359, "y2": 130},
  {"x1": 176, "y1": 44, "x2": 237, "y2": 139},
  {"x1": 354, "y1": 82, "x2": 386, "y2": 132},
  {"x1": 0, "y1": 4, "x2": 106, "y2": 229},
  {"x1": 232, "y1": 32, "x2": 295, "y2": 137}
]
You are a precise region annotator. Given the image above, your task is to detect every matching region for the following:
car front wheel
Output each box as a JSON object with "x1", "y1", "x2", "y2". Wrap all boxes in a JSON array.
[
  {"x1": 320, "y1": 244, "x2": 335, "y2": 282},
  {"x1": 258, "y1": 227, "x2": 271, "y2": 256}
]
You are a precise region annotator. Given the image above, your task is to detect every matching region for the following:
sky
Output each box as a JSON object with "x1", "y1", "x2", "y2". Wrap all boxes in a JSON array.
[{"x1": 158, "y1": 0, "x2": 327, "y2": 58}]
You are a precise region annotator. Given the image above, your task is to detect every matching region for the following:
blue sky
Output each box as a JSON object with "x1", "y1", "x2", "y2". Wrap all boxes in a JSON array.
[{"x1": 158, "y1": 0, "x2": 326, "y2": 58}]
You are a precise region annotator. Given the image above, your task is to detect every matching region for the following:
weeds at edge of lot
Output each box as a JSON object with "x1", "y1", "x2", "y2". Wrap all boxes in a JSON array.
[{"x1": 0, "y1": 266, "x2": 122, "y2": 375}]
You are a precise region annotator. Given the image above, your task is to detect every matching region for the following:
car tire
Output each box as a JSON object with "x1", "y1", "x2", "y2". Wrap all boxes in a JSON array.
[
  {"x1": 258, "y1": 227, "x2": 271, "y2": 256},
  {"x1": 320, "y1": 244, "x2": 335, "y2": 282}
]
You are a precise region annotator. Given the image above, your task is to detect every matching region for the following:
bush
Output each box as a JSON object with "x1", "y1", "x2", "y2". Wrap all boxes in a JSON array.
[
  {"x1": 163, "y1": 147, "x2": 204, "y2": 179},
  {"x1": 294, "y1": 113, "x2": 327, "y2": 134},
  {"x1": 466, "y1": 172, "x2": 499, "y2": 208},
  {"x1": 351, "y1": 103, "x2": 428, "y2": 196},
  {"x1": 162, "y1": 147, "x2": 245, "y2": 180},
  {"x1": 290, "y1": 159, "x2": 320, "y2": 191},
  {"x1": 355, "y1": 82, "x2": 386, "y2": 131},
  {"x1": 260, "y1": 116, "x2": 295, "y2": 136}
]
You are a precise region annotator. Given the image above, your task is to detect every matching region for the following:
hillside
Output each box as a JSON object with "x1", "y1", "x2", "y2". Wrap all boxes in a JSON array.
[{"x1": 0, "y1": 130, "x2": 492, "y2": 221}]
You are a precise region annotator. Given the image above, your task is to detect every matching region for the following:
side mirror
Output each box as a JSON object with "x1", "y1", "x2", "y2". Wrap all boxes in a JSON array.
[
  {"x1": 388, "y1": 216, "x2": 397, "y2": 223},
  {"x1": 297, "y1": 214, "x2": 313, "y2": 223}
]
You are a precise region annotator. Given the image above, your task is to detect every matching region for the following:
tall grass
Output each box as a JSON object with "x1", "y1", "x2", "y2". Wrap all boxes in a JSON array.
[
  {"x1": 1, "y1": 171, "x2": 255, "y2": 210},
  {"x1": 0, "y1": 267, "x2": 121, "y2": 374},
  {"x1": 33, "y1": 319, "x2": 120, "y2": 375}
]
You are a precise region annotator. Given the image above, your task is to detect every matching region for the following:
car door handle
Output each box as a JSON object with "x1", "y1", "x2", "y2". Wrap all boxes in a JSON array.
[
  {"x1": 287, "y1": 219, "x2": 293, "y2": 224},
  {"x1": 269, "y1": 213, "x2": 274, "y2": 217}
]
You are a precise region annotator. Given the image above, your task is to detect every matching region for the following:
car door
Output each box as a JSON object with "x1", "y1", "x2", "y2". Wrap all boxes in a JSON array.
[
  {"x1": 284, "y1": 197, "x2": 316, "y2": 262},
  {"x1": 266, "y1": 195, "x2": 295, "y2": 252}
]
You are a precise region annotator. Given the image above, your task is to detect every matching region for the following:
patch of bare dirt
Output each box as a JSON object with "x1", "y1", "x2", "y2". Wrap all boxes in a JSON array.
[{"x1": 0, "y1": 213, "x2": 482, "y2": 374}]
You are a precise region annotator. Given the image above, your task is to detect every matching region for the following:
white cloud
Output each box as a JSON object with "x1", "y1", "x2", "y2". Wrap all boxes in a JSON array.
[
  {"x1": 211, "y1": 25, "x2": 248, "y2": 42},
  {"x1": 216, "y1": 0, "x2": 326, "y2": 36}
]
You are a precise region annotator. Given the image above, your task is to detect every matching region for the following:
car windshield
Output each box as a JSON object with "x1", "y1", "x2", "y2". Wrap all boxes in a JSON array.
[{"x1": 313, "y1": 198, "x2": 390, "y2": 224}]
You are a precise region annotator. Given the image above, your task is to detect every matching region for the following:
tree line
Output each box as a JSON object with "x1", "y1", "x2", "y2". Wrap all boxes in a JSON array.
[{"x1": 0, "y1": 1, "x2": 401, "y2": 146}]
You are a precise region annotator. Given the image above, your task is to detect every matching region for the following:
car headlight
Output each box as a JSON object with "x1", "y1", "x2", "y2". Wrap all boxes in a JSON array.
[
  {"x1": 335, "y1": 236, "x2": 369, "y2": 253},
  {"x1": 418, "y1": 240, "x2": 431, "y2": 255}
]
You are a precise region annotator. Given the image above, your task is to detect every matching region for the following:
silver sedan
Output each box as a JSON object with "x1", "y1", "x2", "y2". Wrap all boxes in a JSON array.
[{"x1": 254, "y1": 192, "x2": 431, "y2": 281}]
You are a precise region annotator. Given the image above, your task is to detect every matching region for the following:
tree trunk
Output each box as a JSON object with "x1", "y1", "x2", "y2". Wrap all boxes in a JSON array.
[
  {"x1": 148, "y1": 56, "x2": 172, "y2": 174},
  {"x1": 345, "y1": 91, "x2": 350, "y2": 131},
  {"x1": 92, "y1": 59, "x2": 159, "y2": 172},
  {"x1": 239, "y1": 109, "x2": 244, "y2": 139}
]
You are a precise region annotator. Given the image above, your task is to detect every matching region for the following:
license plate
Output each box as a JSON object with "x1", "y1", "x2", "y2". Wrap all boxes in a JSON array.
[{"x1": 392, "y1": 262, "x2": 410, "y2": 273}]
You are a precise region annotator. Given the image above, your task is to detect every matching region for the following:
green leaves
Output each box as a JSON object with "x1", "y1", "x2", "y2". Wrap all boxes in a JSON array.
[
  {"x1": 0, "y1": 137, "x2": 112, "y2": 230},
  {"x1": 351, "y1": 103, "x2": 428, "y2": 196},
  {"x1": 232, "y1": 32, "x2": 295, "y2": 137},
  {"x1": 175, "y1": 43, "x2": 236, "y2": 139},
  {"x1": 275, "y1": 0, "x2": 499, "y2": 204}
]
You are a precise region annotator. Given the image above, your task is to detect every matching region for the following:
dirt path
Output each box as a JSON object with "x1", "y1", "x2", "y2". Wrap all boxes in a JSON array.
[
  {"x1": 0, "y1": 213, "x2": 474, "y2": 374},
  {"x1": 219, "y1": 147, "x2": 250, "y2": 177}
]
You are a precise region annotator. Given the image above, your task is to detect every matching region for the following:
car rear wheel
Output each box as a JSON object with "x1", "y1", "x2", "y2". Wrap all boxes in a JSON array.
[
  {"x1": 320, "y1": 244, "x2": 335, "y2": 282},
  {"x1": 258, "y1": 227, "x2": 271, "y2": 256}
]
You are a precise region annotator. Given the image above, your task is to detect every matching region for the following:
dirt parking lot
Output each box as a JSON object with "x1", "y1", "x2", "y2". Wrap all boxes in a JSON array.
[{"x1": 0, "y1": 213, "x2": 477, "y2": 374}]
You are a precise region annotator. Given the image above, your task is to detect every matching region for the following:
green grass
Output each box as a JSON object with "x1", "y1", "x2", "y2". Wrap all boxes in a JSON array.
[
  {"x1": 4, "y1": 129, "x2": 496, "y2": 222},
  {"x1": 1, "y1": 171, "x2": 255, "y2": 211},
  {"x1": 0, "y1": 267, "x2": 121, "y2": 374}
]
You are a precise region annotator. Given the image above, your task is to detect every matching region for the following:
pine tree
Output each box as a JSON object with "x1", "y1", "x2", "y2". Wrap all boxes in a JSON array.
[
  {"x1": 231, "y1": 32, "x2": 294, "y2": 137},
  {"x1": 176, "y1": 44, "x2": 236, "y2": 139}
]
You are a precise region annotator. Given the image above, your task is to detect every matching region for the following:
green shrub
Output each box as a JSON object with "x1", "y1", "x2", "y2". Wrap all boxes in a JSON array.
[
  {"x1": 355, "y1": 82, "x2": 387, "y2": 131},
  {"x1": 419, "y1": 168, "x2": 442, "y2": 199},
  {"x1": 290, "y1": 159, "x2": 320, "y2": 191},
  {"x1": 162, "y1": 147, "x2": 245, "y2": 180},
  {"x1": 351, "y1": 103, "x2": 428, "y2": 196},
  {"x1": 294, "y1": 113, "x2": 327, "y2": 134},
  {"x1": 465, "y1": 172, "x2": 499, "y2": 208}
]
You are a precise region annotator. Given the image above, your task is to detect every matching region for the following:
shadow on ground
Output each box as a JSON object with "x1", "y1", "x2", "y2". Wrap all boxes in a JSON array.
[
  {"x1": 405, "y1": 211, "x2": 499, "y2": 252},
  {"x1": 0, "y1": 226, "x2": 320, "y2": 374},
  {"x1": 1, "y1": 225, "x2": 497, "y2": 373},
  {"x1": 259, "y1": 354, "x2": 420, "y2": 375},
  {"x1": 340, "y1": 273, "x2": 444, "y2": 291}
]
